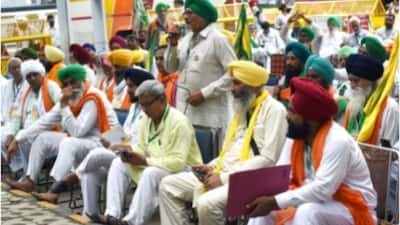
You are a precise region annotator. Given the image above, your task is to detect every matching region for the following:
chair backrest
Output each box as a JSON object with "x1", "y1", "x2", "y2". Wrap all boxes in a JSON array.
[
  {"x1": 195, "y1": 127, "x2": 218, "y2": 164},
  {"x1": 270, "y1": 54, "x2": 285, "y2": 76},
  {"x1": 358, "y1": 142, "x2": 399, "y2": 223}
]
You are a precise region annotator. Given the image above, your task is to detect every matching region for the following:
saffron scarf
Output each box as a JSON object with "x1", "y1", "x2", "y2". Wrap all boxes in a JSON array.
[
  {"x1": 70, "y1": 82, "x2": 110, "y2": 133},
  {"x1": 99, "y1": 76, "x2": 115, "y2": 102},
  {"x1": 275, "y1": 120, "x2": 374, "y2": 225},
  {"x1": 158, "y1": 72, "x2": 178, "y2": 107}
]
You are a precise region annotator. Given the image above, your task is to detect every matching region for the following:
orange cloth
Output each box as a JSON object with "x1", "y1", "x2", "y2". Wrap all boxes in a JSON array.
[
  {"x1": 70, "y1": 82, "x2": 111, "y2": 133},
  {"x1": 20, "y1": 78, "x2": 60, "y2": 131},
  {"x1": 343, "y1": 97, "x2": 388, "y2": 144},
  {"x1": 47, "y1": 61, "x2": 65, "y2": 87},
  {"x1": 158, "y1": 72, "x2": 178, "y2": 106},
  {"x1": 279, "y1": 87, "x2": 291, "y2": 101},
  {"x1": 120, "y1": 92, "x2": 131, "y2": 110},
  {"x1": 99, "y1": 76, "x2": 115, "y2": 102},
  {"x1": 275, "y1": 120, "x2": 374, "y2": 225}
]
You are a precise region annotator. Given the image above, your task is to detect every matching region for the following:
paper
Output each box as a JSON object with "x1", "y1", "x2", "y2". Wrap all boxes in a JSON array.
[
  {"x1": 102, "y1": 127, "x2": 128, "y2": 145},
  {"x1": 225, "y1": 165, "x2": 291, "y2": 217}
]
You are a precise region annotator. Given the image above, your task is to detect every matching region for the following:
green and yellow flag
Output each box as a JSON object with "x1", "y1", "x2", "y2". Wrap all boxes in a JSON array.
[
  {"x1": 233, "y1": 4, "x2": 252, "y2": 60},
  {"x1": 358, "y1": 35, "x2": 399, "y2": 143},
  {"x1": 146, "y1": 29, "x2": 159, "y2": 73}
]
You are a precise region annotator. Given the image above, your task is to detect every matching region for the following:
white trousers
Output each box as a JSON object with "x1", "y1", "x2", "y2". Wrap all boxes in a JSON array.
[
  {"x1": 159, "y1": 171, "x2": 228, "y2": 225},
  {"x1": 105, "y1": 158, "x2": 170, "y2": 225},
  {"x1": 26, "y1": 132, "x2": 67, "y2": 181},
  {"x1": 1, "y1": 133, "x2": 34, "y2": 173},
  {"x1": 49, "y1": 136, "x2": 99, "y2": 181},
  {"x1": 247, "y1": 201, "x2": 375, "y2": 225},
  {"x1": 78, "y1": 148, "x2": 117, "y2": 216}
]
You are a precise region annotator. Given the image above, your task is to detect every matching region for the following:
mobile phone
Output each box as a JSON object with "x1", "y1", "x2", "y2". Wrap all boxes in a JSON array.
[{"x1": 192, "y1": 169, "x2": 206, "y2": 182}]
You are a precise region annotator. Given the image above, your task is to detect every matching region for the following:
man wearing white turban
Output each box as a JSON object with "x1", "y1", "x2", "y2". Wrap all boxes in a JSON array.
[{"x1": 1, "y1": 59, "x2": 61, "y2": 173}]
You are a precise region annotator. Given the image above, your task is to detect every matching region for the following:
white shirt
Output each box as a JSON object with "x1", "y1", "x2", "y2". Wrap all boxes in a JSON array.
[
  {"x1": 123, "y1": 103, "x2": 145, "y2": 144},
  {"x1": 165, "y1": 23, "x2": 237, "y2": 128},
  {"x1": 376, "y1": 27, "x2": 398, "y2": 45},
  {"x1": 318, "y1": 30, "x2": 348, "y2": 58},
  {"x1": 0, "y1": 79, "x2": 28, "y2": 124},
  {"x1": 345, "y1": 29, "x2": 370, "y2": 47},
  {"x1": 256, "y1": 28, "x2": 285, "y2": 55},
  {"x1": 112, "y1": 79, "x2": 128, "y2": 109},
  {"x1": 206, "y1": 94, "x2": 288, "y2": 184},
  {"x1": 275, "y1": 123, "x2": 377, "y2": 212},
  {"x1": 378, "y1": 97, "x2": 399, "y2": 147},
  {"x1": 15, "y1": 86, "x2": 120, "y2": 142},
  {"x1": 83, "y1": 65, "x2": 97, "y2": 86}
]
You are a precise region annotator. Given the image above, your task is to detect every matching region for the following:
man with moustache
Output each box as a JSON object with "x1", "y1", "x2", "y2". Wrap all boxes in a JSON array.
[
  {"x1": 164, "y1": 0, "x2": 237, "y2": 144},
  {"x1": 343, "y1": 54, "x2": 398, "y2": 146},
  {"x1": 247, "y1": 77, "x2": 377, "y2": 225},
  {"x1": 5, "y1": 64, "x2": 119, "y2": 196},
  {"x1": 73, "y1": 68, "x2": 154, "y2": 218},
  {"x1": 159, "y1": 61, "x2": 287, "y2": 225},
  {"x1": 2, "y1": 60, "x2": 61, "y2": 174},
  {"x1": 275, "y1": 41, "x2": 311, "y2": 106},
  {"x1": 88, "y1": 80, "x2": 203, "y2": 225}
]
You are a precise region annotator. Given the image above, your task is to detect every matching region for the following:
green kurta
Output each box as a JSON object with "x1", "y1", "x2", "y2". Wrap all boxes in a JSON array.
[{"x1": 129, "y1": 105, "x2": 203, "y2": 182}]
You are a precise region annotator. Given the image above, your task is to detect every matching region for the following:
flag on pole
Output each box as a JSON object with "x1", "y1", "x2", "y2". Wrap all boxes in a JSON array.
[
  {"x1": 146, "y1": 29, "x2": 159, "y2": 73},
  {"x1": 357, "y1": 35, "x2": 399, "y2": 143},
  {"x1": 233, "y1": 4, "x2": 252, "y2": 60},
  {"x1": 133, "y1": 0, "x2": 150, "y2": 30}
]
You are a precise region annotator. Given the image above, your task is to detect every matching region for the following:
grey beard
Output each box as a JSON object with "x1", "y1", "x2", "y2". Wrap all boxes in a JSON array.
[
  {"x1": 233, "y1": 92, "x2": 256, "y2": 115},
  {"x1": 348, "y1": 86, "x2": 372, "y2": 117},
  {"x1": 70, "y1": 88, "x2": 84, "y2": 105}
]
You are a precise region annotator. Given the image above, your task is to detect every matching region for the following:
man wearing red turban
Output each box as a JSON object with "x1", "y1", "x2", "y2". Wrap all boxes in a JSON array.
[
  {"x1": 69, "y1": 44, "x2": 97, "y2": 85},
  {"x1": 246, "y1": 77, "x2": 377, "y2": 225}
]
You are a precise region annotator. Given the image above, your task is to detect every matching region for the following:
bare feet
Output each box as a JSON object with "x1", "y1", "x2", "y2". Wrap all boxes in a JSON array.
[
  {"x1": 31, "y1": 192, "x2": 59, "y2": 204},
  {"x1": 4, "y1": 177, "x2": 34, "y2": 192}
]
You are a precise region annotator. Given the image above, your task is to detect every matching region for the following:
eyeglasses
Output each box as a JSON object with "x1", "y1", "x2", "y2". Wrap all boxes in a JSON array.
[{"x1": 139, "y1": 97, "x2": 159, "y2": 109}]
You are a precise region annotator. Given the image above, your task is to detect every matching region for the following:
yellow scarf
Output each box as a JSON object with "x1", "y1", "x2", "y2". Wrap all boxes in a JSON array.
[
  {"x1": 358, "y1": 35, "x2": 399, "y2": 142},
  {"x1": 214, "y1": 89, "x2": 269, "y2": 173}
]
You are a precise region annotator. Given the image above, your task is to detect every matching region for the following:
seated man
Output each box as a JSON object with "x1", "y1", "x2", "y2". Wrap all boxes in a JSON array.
[
  {"x1": 343, "y1": 54, "x2": 399, "y2": 146},
  {"x1": 247, "y1": 77, "x2": 377, "y2": 225},
  {"x1": 73, "y1": 68, "x2": 154, "y2": 217},
  {"x1": 3, "y1": 59, "x2": 61, "y2": 173},
  {"x1": 159, "y1": 61, "x2": 288, "y2": 225},
  {"x1": 5, "y1": 64, "x2": 119, "y2": 195},
  {"x1": 88, "y1": 80, "x2": 203, "y2": 225}
]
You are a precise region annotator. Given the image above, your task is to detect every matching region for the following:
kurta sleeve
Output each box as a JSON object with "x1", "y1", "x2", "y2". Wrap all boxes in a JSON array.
[
  {"x1": 146, "y1": 120, "x2": 194, "y2": 172},
  {"x1": 61, "y1": 100, "x2": 98, "y2": 137},
  {"x1": 200, "y1": 36, "x2": 237, "y2": 99},
  {"x1": 275, "y1": 137, "x2": 352, "y2": 209},
  {"x1": 219, "y1": 101, "x2": 288, "y2": 184},
  {"x1": 15, "y1": 103, "x2": 63, "y2": 142}
]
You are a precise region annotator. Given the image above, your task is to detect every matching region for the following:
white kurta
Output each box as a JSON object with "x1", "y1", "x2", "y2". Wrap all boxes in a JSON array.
[
  {"x1": 83, "y1": 64, "x2": 97, "y2": 86},
  {"x1": 318, "y1": 31, "x2": 348, "y2": 58},
  {"x1": 1, "y1": 80, "x2": 60, "y2": 172},
  {"x1": 15, "y1": 86, "x2": 119, "y2": 181},
  {"x1": 0, "y1": 79, "x2": 28, "y2": 124},
  {"x1": 255, "y1": 28, "x2": 285, "y2": 70},
  {"x1": 77, "y1": 103, "x2": 145, "y2": 216},
  {"x1": 111, "y1": 79, "x2": 128, "y2": 109},
  {"x1": 345, "y1": 29, "x2": 370, "y2": 48},
  {"x1": 164, "y1": 23, "x2": 237, "y2": 129},
  {"x1": 375, "y1": 27, "x2": 398, "y2": 45},
  {"x1": 248, "y1": 122, "x2": 377, "y2": 225},
  {"x1": 159, "y1": 95, "x2": 288, "y2": 225}
]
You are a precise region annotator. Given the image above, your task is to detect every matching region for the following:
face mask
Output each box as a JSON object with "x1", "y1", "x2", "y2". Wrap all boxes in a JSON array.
[{"x1": 287, "y1": 120, "x2": 309, "y2": 139}]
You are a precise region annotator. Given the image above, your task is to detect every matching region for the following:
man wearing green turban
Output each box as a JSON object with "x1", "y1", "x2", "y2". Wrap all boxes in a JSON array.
[
  {"x1": 147, "y1": 2, "x2": 173, "y2": 49},
  {"x1": 17, "y1": 64, "x2": 120, "y2": 204},
  {"x1": 164, "y1": 0, "x2": 236, "y2": 157},
  {"x1": 359, "y1": 36, "x2": 388, "y2": 63},
  {"x1": 304, "y1": 55, "x2": 335, "y2": 89},
  {"x1": 316, "y1": 16, "x2": 347, "y2": 58},
  {"x1": 20, "y1": 47, "x2": 38, "y2": 60}
]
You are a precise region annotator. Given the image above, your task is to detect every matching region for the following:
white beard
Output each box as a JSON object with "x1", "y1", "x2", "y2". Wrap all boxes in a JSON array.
[
  {"x1": 233, "y1": 92, "x2": 256, "y2": 116},
  {"x1": 348, "y1": 86, "x2": 372, "y2": 117}
]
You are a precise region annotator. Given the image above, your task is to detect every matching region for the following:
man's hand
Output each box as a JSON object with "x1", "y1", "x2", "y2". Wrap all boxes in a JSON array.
[
  {"x1": 5, "y1": 135, "x2": 15, "y2": 149},
  {"x1": 246, "y1": 196, "x2": 279, "y2": 218},
  {"x1": 192, "y1": 164, "x2": 213, "y2": 174},
  {"x1": 60, "y1": 86, "x2": 73, "y2": 108},
  {"x1": 100, "y1": 138, "x2": 111, "y2": 148},
  {"x1": 186, "y1": 91, "x2": 205, "y2": 106},
  {"x1": 6, "y1": 140, "x2": 18, "y2": 163},
  {"x1": 204, "y1": 172, "x2": 223, "y2": 190}
]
